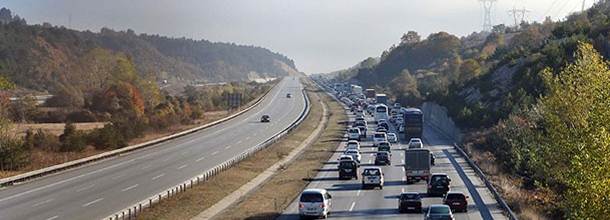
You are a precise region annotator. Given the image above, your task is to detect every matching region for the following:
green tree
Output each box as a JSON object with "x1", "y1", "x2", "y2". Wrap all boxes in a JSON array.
[{"x1": 539, "y1": 42, "x2": 610, "y2": 218}]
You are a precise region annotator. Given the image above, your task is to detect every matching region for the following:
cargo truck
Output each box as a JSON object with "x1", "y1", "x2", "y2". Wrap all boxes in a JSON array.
[
  {"x1": 404, "y1": 148, "x2": 431, "y2": 184},
  {"x1": 375, "y1": 94, "x2": 388, "y2": 105}
]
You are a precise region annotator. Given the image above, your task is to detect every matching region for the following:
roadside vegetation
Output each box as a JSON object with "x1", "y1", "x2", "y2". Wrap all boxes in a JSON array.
[{"x1": 337, "y1": 1, "x2": 610, "y2": 218}]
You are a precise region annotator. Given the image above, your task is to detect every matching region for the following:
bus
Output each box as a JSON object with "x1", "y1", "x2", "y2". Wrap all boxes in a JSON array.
[
  {"x1": 375, "y1": 104, "x2": 389, "y2": 122},
  {"x1": 403, "y1": 108, "x2": 423, "y2": 139}
]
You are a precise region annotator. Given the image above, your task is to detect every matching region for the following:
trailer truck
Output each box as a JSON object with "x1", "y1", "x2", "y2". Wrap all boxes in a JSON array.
[{"x1": 404, "y1": 148, "x2": 431, "y2": 184}]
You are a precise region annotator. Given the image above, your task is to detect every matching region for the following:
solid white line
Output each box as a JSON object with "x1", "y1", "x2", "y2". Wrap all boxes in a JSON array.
[
  {"x1": 141, "y1": 164, "x2": 152, "y2": 170},
  {"x1": 152, "y1": 173, "x2": 165, "y2": 180},
  {"x1": 349, "y1": 202, "x2": 356, "y2": 211},
  {"x1": 121, "y1": 184, "x2": 139, "y2": 192},
  {"x1": 211, "y1": 151, "x2": 219, "y2": 156},
  {"x1": 75, "y1": 184, "x2": 95, "y2": 192},
  {"x1": 111, "y1": 173, "x2": 126, "y2": 180},
  {"x1": 196, "y1": 156, "x2": 206, "y2": 162},
  {"x1": 46, "y1": 216, "x2": 59, "y2": 220},
  {"x1": 177, "y1": 164, "x2": 188, "y2": 170},
  {"x1": 82, "y1": 198, "x2": 103, "y2": 207},
  {"x1": 32, "y1": 199, "x2": 54, "y2": 207}
]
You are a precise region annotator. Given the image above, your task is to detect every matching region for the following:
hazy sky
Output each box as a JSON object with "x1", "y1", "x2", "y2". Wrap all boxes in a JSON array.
[{"x1": 1, "y1": 0, "x2": 595, "y2": 73}]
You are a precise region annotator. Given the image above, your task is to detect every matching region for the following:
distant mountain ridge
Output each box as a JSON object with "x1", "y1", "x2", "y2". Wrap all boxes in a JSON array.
[{"x1": 0, "y1": 8, "x2": 297, "y2": 93}]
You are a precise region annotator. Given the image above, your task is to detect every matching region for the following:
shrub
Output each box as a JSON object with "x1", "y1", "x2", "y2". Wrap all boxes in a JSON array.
[
  {"x1": 89, "y1": 125, "x2": 127, "y2": 150},
  {"x1": 0, "y1": 137, "x2": 29, "y2": 170},
  {"x1": 59, "y1": 122, "x2": 87, "y2": 152}
]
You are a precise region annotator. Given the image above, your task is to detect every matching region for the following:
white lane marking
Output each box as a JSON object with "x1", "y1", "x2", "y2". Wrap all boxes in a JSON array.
[
  {"x1": 136, "y1": 154, "x2": 152, "y2": 160},
  {"x1": 75, "y1": 184, "x2": 95, "y2": 192},
  {"x1": 141, "y1": 164, "x2": 152, "y2": 170},
  {"x1": 236, "y1": 140, "x2": 243, "y2": 145},
  {"x1": 121, "y1": 184, "x2": 139, "y2": 192},
  {"x1": 181, "y1": 151, "x2": 189, "y2": 156},
  {"x1": 402, "y1": 188, "x2": 406, "y2": 193},
  {"x1": 82, "y1": 198, "x2": 104, "y2": 207},
  {"x1": 111, "y1": 173, "x2": 126, "y2": 180},
  {"x1": 401, "y1": 159, "x2": 405, "y2": 164},
  {"x1": 163, "y1": 156, "x2": 172, "y2": 162},
  {"x1": 211, "y1": 151, "x2": 219, "y2": 156},
  {"x1": 196, "y1": 156, "x2": 206, "y2": 162},
  {"x1": 356, "y1": 190, "x2": 361, "y2": 197},
  {"x1": 225, "y1": 145, "x2": 232, "y2": 149},
  {"x1": 46, "y1": 216, "x2": 59, "y2": 220},
  {"x1": 349, "y1": 202, "x2": 356, "y2": 211},
  {"x1": 177, "y1": 164, "x2": 188, "y2": 170},
  {"x1": 152, "y1": 173, "x2": 165, "y2": 180},
  {"x1": 32, "y1": 198, "x2": 54, "y2": 207}
]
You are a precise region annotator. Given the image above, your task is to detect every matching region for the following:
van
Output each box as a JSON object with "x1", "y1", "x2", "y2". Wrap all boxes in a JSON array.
[{"x1": 299, "y1": 189, "x2": 332, "y2": 219}]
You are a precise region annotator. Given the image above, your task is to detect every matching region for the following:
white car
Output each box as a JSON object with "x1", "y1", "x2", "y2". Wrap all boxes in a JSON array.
[
  {"x1": 373, "y1": 132, "x2": 387, "y2": 147},
  {"x1": 362, "y1": 167, "x2": 384, "y2": 189},
  {"x1": 408, "y1": 138, "x2": 423, "y2": 149},
  {"x1": 387, "y1": 133, "x2": 398, "y2": 143},
  {"x1": 299, "y1": 189, "x2": 332, "y2": 219},
  {"x1": 345, "y1": 149, "x2": 361, "y2": 163},
  {"x1": 346, "y1": 140, "x2": 360, "y2": 150},
  {"x1": 347, "y1": 128, "x2": 361, "y2": 141}
]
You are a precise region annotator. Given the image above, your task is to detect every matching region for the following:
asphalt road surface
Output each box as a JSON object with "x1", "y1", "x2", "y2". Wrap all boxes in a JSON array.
[
  {"x1": 280, "y1": 101, "x2": 508, "y2": 220},
  {"x1": 0, "y1": 77, "x2": 306, "y2": 220}
]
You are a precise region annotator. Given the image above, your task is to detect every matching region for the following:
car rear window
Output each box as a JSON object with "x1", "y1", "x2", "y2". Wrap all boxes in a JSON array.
[
  {"x1": 400, "y1": 193, "x2": 420, "y2": 200},
  {"x1": 363, "y1": 169, "x2": 381, "y2": 176},
  {"x1": 446, "y1": 193, "x2": 465, "y2": 200},
  {"x1": 300, "y1": 193, "x2": 323, "y2": 202},
  {"x1": 374, "y1": 134, "x2": 385, "y2": 138},
  {"x1": 339, "y1": 161, "x2": 356, "y2": 168},
  {"x1": 429, "y1": 206, "x2": 450, "y2": 214}
]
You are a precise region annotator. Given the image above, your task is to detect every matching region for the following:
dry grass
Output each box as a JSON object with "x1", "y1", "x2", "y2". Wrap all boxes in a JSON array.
[
  {"x1": 0, "y1": 146, "x2": 106, "y2": 178},
  {"x1": 9, "y1": 122, "x2": 106, "y2": 137},
  {"x1": 136, "y1": 88, "x2": 327, "y2": 220},
  {"x1": 463, "y1": 132, "x2": 553, "y2": 220},
  {"x1": 216, "y1": 88, "x2": 346, "y2": 220}
]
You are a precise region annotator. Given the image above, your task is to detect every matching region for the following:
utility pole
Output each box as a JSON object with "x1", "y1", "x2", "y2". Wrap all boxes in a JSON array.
[
  {"x1": 508, "y1": 6, "x2": 530, "y2": 26},
  {"x1": 480, "y1": 0, "x2": 497, "y2": 32}
]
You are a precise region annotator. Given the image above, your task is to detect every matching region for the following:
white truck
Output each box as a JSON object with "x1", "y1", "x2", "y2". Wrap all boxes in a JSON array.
[{"x1": 404, "y1": 148, "x2": 431, "y2": 184}]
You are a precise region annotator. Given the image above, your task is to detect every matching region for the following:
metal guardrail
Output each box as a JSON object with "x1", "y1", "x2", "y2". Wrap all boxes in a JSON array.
[
  {"x1": 425, "y1": 122, "x2": 518, "y2": 220},
  {"x1": 0, "y1": 82, "x2": 279, "y2": 187},
  {"x1": 106, "y1": 84, "x2": 311, "y2": 220}
]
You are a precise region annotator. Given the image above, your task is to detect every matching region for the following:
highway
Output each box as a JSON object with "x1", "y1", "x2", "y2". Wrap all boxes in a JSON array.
[
  {"x1": 280, "y1": 95, "x2": 508, "y2": 219},
  {"x1": 0, "y1": 77, "x2": 306, "y2": 220}
]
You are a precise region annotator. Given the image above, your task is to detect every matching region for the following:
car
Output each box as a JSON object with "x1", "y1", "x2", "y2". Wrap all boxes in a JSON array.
[
  {"x1": 286, "y1": 93, "x2": 292, "y2": 98},
  {"x1": 373, "y1": 133, "x2": 387, "y2": 147},
  {"x1": 387, "y1": 133, "x2": 398, "y2": 143},
  {"x1": 298, "y1": 189, "x2": 332, "y2": 219},
  {"x1": 398, "y1": 192, "x2": 422, "y2": 213},
  {"x1": 361, "y1": 167, "x2": 384, "y2": 189},
  {"x1": 338, "y1": 154, "x2": 355, "y2": 162},
  {"x1": 347, "y1": 128, "x2": 361, "y2": 141},
  {"x1": 344, "y1": 149, "x2": 361, "y2": 163},
  {"x1": 260, "y1": 115, "x2": 270, "y2": 123},
  {"x1": 346, "y1": 140, "x2": 360, "y2": 150},
  {"x1": 378, "y1": 122, "x2": 389, "y2": 130},
  {"x1": 377, "y1": 141, "x2": 391, "y2": 154},
  {"x1": 428, "y1": 173, "x2": 451, "y2": 196},
  {"x1": 408, "y1": 138, "x2": 423, "y2": 149},
  {"x1": 374, "y1": 151, "x2": 391, "y2": 165},
  {"x1": 338, "y1": 160, "x2": 358, "y2": 180},
  {"x1": 377, "y1": 119, "x2": 387, "y2": 125},
  {"x1": 356, "y1": 126, "x2": 367, "y2": 138},
  {"x1": 376, "y1": 127, "x2": 388, "y2": 134},
  {"x1": 425, "y1": 204, "x2": 454, "y2": 220},
  {"x1": 443, "y1": 192, "x2": 469, "y2": 212}
]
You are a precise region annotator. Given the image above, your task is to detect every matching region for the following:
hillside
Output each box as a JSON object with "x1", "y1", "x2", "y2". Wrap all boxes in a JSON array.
[
  {"x1": 337, "y1": 1, "x2": 610, "y2": 218},
  {"x1": 0, "y1": 8, "x2": 296, "y2": 95}
]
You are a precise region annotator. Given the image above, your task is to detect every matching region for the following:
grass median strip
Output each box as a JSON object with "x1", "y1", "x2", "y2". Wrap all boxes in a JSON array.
[
  {"x1": 136, "y1": 88, "x2": 322, "y2": 220},
  {"x1": 213, "y1": 89, "x2": 346, "y2": 220}
]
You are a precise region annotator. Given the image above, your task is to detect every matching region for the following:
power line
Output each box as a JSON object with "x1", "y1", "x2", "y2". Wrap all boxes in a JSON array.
[
  {"x1": 508, "y1": 6, "x2": 530, "y2": 26},
  {"x1": 480, "y1": 0, "x2": 497, "y2": 32}
]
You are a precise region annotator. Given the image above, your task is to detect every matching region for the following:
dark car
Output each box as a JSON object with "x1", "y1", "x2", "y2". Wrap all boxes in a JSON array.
[
  {"x1": 374, "y1": 152, "x2": 391, "y2": 165},
  {"x1": 377, "y1": 142, "x2": 391, "y2": 154},
  {"x1": 378, "y1": 122, "x2": 389, "y2": 130},
  {"x1": 443, "y1": 192, "x2": 469, "y2": 212},
  {"x1": 338, "y1": 160, "x2": 358, "y2": 180},
  {"x1": 398, "y1": 192, "x2": 422, "y2": 213},
  {"x1": 425, "y1": 204, "x2": 454, "y2": 220},
  {"x1": 376, "y1": 127, "x2": 388, "y2": 133},
  {"x1": 260, "y1": 115, "x2": 270, "y2": 123},
  {"x1": 427, "y1": 173, "x2": 451, "y2": 196}
]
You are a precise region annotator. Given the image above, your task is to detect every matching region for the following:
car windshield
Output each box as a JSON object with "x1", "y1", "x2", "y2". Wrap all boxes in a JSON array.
[
  {"x1": 374, "y1": 134, "x2": 385, "y2": 138},
  {"x1": 401, "y1": 193, "x2": 420, "y2": 200},
  {"x1": 300, "y1": 193, "x2": 323, "y2": 202},
  {"x1": 429, "y1": 206, "x2": 450, "y2": 214},
  {"x1": 363, "y1": 169, "x2": 381, "y2": 176},
  {"x1": 339, "y1": 161, "x2": 356, "y2": 168},
  {"x1": 432, "y1": 175, "x2": 449, "y2": 182},
  {"x1": 346, "y1": 150, "x2": 358, "y2": 154}
]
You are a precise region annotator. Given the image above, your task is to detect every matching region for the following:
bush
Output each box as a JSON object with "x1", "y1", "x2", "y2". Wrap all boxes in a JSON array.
[
  {"x1": 59, "y1": 122, "x2": 87, "y2": 152},
  {"x1": 0, "y1": 137, "x2": 29, "y2": 170},
  {"x1": 32, "y1": 129, "x2": 60, "y2": 150},
  {"x1": 88, "y1": 125, "x2": 127, "y2": 150}
]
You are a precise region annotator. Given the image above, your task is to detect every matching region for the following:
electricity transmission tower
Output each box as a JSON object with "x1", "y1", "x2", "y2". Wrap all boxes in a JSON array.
[
  {"x1": 508, "y1": 6, "x2": 530, "y2": 26},
  {"x1": 480, "y1": 0, "x2": 497, "y2": 32}
]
